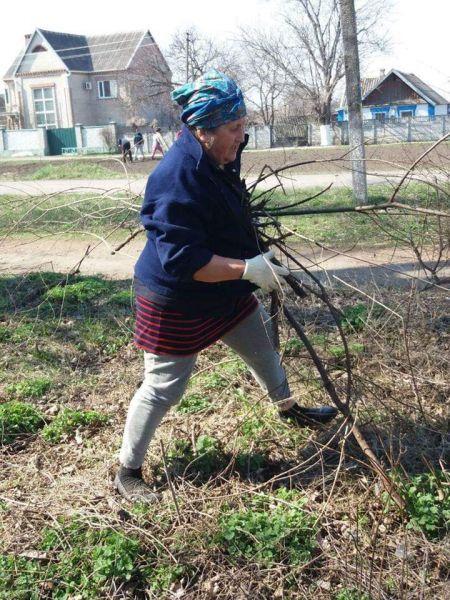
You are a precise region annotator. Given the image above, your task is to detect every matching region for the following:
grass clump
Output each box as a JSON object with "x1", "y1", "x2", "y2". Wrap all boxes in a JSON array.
[
  {"x1": 28, "y1": 162, "x2": 120, "y2": 180},
  {"x1": 0, "y1": 401, "x2": 44, "y2": 444},
  {"x1": 215, "y1": 487, "x2": 316, "y2": 566},
  {"x1": 45, "y1": 277, "x2": 111, "y2": 303},
  {"x1": 41, "y1": 407, "x2": 109, "y2": 443},
  {"x1": 6, "y1": 377, "x2": 52, "y2": 399}
]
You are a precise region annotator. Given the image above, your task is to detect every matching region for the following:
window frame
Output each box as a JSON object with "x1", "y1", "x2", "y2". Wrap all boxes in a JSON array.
[
  {"x1": 33, "y1": 86, "x2": 57, "y2": 127},
  {"x1": 97, "y1": 80, "x2": 118, "y2": 99}
]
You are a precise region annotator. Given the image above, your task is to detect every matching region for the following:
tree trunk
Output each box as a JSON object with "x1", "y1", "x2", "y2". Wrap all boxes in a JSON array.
[{"x1": 338, "y1": 0, "x2": 368, "y2": 205}]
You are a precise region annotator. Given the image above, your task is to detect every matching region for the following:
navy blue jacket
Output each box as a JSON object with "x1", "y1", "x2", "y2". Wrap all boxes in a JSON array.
[{"x1": 134, "y1": 126, "x2": 260, "y2": 315}]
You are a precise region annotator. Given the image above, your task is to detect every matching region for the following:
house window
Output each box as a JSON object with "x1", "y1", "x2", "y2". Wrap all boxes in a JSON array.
[
  {"x1": 399, "y1": 110, "x2": 413, "y2": 119},
  {"x1": 374, "y1": 112, "x2": 386, "y2": 122},
  {"x1": 33, "y1": 87, "x2": 57, "y2": 127},
  {"x1": 98, "y1": 80, "x2": 118, "y2": 99}
]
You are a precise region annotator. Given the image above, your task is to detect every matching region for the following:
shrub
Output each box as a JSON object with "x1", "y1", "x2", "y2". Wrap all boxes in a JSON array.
[
  {"x1": 6, "y1": 377, "x2": 51, "y2": 399},
  {"x1": 0, "y1": 401, "x2": 44, "y2": 444},
  {"x1": 41, "y1": 408, "x2": 109, "y2": 443},
  {"x1": 215, "y1": 488, "x2": 316, "y2": 566}
]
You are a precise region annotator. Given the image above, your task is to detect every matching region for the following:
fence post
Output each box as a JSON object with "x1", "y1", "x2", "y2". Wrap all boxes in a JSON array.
[
  {"x1": 373, "y1": 119, "x2": 377, "y2": 144},
  {"x1": 308, "y1": 124, "x2": 313, "y2": 146},
  {"x1": 0, "y1": 129, "x2": 5, "y2": 153},
  {"x1": 252, "y1": 125, "x2": 257, "y2": 149},
  {"x1": 407, "y1": 118, "x2": 412, "y2": 142},
  {"x1": 442, "y1": 115, "x2": 447, "y2": 136},
  {"x1": 74, "y1": 123, "x2": 83, "y2": 152},
  {"x1": 37, "y1": 125, "x2": 49, "y2": 156}
]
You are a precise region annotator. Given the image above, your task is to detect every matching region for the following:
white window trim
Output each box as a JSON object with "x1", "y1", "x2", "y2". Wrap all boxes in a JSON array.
[
  {"x1": 33, "y1": 86, "x2": 57, "y2": 127},
  {"x1": 97, "y1": 80, "x2": 118, "y2": 99}
]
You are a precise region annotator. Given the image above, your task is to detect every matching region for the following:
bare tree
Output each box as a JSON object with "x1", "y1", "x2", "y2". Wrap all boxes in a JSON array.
[
  {"x1": 240, "y1": 0, "x2": 390, "y2": 124},
  {"x1": 339, "y1": 0, "x2": 368, "y2": 204},
  {"x1": 117, "y1": 39, "x2": 176, "y2": 129},
  {"x1": 167, "y1": 28, "x2": 241, "y2": 86}
]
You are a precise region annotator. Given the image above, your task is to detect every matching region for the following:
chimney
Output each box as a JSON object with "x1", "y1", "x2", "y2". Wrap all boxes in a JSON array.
[
  {"x1": 24, "y1": 34, "x2": 31, "y2": 45},
  {"x1": 380, "y1": 68, "x2": 386, "y2": 78}
]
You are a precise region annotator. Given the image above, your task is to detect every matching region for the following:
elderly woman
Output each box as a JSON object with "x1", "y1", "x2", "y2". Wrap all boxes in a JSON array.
[{"x1": 115, "y1": 70, "x2": 337, "y2": 502}]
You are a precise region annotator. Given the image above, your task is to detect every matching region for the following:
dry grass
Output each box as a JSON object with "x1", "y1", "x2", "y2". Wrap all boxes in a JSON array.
[{"x1": 1, "y1": 279, "x2": 449, "y2": 599}]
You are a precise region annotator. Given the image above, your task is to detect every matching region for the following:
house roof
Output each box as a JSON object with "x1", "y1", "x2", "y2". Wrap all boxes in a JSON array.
[
  {"x1": 4, "y1": 28, "x2": 161, "y2": 77},
  {"x1": 362, "y1": 69, "x2": 448, "y2": 106},
  {"x1": 339, "y1": 69, "x2": 448, "y2": 109}
]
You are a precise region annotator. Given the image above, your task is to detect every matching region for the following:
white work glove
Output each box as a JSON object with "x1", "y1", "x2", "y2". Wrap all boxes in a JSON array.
[{"x1": 242, "y1": 250, "x2": 289, "y2": 292}]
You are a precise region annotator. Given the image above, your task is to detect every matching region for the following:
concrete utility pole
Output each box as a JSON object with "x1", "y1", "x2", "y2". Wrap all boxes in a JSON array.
[{"x1": 338, "y1": 0, "x2": 368, "y2": 205}]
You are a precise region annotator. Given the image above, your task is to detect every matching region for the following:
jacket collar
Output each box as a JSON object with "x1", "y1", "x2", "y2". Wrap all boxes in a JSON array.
[{"x1": 177, "y1": 125, "x2": 248, "y2": 173}]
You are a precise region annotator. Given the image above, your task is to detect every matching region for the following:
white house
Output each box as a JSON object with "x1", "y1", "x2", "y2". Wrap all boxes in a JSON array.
[{"x1": 337, "y1": 69, "x2": 449, "y2": 122}]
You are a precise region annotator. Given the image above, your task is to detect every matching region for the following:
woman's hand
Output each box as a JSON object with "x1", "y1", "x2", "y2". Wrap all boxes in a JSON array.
[{"x1": 242, "y1": 251, "x2": 289, "y2": 292}]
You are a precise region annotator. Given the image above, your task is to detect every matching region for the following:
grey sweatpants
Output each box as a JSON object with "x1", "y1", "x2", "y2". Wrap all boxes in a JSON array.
[{"x1": 119, "y1": 303, "x2": 291, "y2": 468}]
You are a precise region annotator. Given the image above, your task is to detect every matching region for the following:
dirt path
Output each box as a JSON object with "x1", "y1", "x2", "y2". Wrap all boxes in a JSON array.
[
  {"x1": 1, "y1": 236, "x2": 446, "y2": 289},
  {"x1": 0, "y1": 171, "x2": 410, "y2": 196}
]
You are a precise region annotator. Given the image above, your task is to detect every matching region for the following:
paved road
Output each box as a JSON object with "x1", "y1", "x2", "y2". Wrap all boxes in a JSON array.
[{"x1": 0, "y1": 171, "x2": 406, "y2": 196}]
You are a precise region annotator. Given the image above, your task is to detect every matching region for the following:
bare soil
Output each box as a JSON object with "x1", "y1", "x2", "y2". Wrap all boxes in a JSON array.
[
  {"x1": 0, "y1": 141, "x2": 449, "y2": 180},
  {"x1": 2, "y1": 237, "x2": 447, "y2": 290}
]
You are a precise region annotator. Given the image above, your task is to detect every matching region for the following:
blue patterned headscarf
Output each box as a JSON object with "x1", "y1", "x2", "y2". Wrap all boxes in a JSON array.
[{"x1": 171, "y1": 68, "x2": 246, "y2": 129}]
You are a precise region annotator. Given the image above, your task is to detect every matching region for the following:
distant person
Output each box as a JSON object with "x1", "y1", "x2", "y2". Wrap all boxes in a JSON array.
[
  {"x1": 118, "y1": 135, "x2": 132, "y2": 163},
  {"x1": 150, "y1": 128, "x2": 168, "y2": 160},
  {"x1": 133, "y1": 131, "x2": 145, "y2": 161}
]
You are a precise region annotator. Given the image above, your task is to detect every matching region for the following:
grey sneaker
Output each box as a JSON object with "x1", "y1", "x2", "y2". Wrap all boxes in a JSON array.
[{"x1": 114, "y1": 466, "x2": 159, "y2": 504}]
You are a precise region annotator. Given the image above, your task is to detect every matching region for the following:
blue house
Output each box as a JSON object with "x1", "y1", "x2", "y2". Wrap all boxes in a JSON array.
[{"x1": 337, "y1": 69, "x2": 449, "y2": 122}]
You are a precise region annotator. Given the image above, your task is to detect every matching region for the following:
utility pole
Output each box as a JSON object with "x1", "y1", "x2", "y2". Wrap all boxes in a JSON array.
[
  {"x1": 338, "y1": 0, "x2": 368, "y2": 205},
  {"x1": 185, "y1": 31, "x2": 190, "y2": 83}
]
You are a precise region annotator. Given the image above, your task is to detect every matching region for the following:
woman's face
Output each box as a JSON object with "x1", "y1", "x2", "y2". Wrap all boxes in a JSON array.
[{"x1": 197, "y1": 118, "x2": 246, "y2": 166}]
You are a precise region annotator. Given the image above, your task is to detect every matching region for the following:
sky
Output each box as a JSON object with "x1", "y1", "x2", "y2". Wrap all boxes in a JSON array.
[{"x1": 1, "y1": 0, "x2": 449, "y2": 100}]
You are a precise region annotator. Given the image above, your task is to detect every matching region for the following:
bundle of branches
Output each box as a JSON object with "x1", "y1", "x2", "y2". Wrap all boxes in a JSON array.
[{"x1": 242, "y1": 138, "x2": 450, "y2": 511}]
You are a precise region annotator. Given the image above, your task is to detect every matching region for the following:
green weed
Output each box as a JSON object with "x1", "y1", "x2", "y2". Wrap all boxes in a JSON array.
[
  {"x1": 77, "y1": 319, "x2": 131, "y2": 356},
  {"x1": 382, "y1": 470, "x2": 450, "y2": 538},
  {"x1": 215, "y1": 487, "x2": 316, "y2": 566},
  {"x1": 403, "y1": 471, "x2": 449, "y2": 538},
  {"x1": 0, "y1": 401, "x2": 44, "y2": 444},
  {"x1": 41, "y1": 408, "x2": 109, "y2": 444},
  {"x1": 334, "y1": 588, "x2": 370, "y2": 600},
  {"x1": 6, "y1": 377, "x2": 52, "y2": 399},
  {"x1": 146, "y1": 563, "x2": 192, "y2": 593},
  {"x1": 0, "y1": 517, "x2": 142, "y2": 599},
  {"x1": 328, "y1": 342, "x2": 365, "y2": 358},
  {"x1": 341, "y1": 303, "x2": 383, "y2": 332},
  {"x1": 176, "y1": 393, "x2": 212, "y2": 414},
  {"x1": 166, "y1": 435, "x2": 226, "y2": 479}
]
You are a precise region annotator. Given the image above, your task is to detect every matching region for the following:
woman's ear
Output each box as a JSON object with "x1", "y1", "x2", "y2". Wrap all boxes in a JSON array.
[{"x1": 195, "y1": 128, "x2": 215, "y2": 150}]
